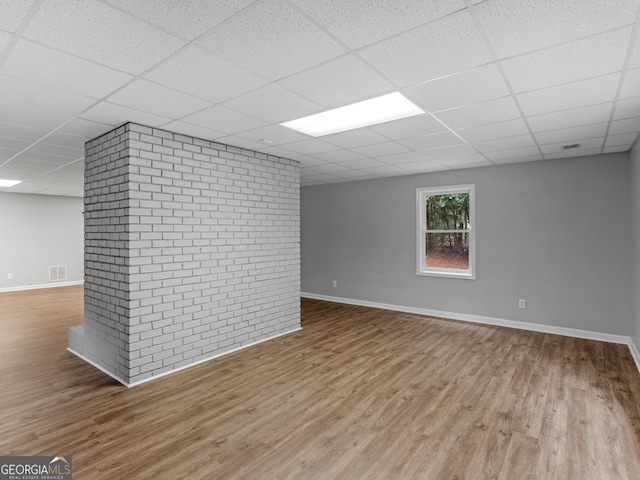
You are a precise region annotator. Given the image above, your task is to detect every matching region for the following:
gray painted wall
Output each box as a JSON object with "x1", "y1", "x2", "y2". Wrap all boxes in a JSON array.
[
  {"x1": 302, "y1": 153, "x2": 631, "y2": 335},
  {"x1": 631, "y1": 143, "x2": 640, "y2": 348},
  {"x1": 0, "y1": 192, "x2": 83, "y2": 290}
]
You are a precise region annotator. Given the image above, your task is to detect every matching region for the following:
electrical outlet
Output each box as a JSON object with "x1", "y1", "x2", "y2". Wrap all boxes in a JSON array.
[
  {"x1": 332, "y1": 280, "x2": 337, "y2": 288},
  {"x1": 7, "y1": 273, "x2": 12, "y2": 280},
  {"x1": 518, "y1": 299, "x2": 525, "y2": 309}
]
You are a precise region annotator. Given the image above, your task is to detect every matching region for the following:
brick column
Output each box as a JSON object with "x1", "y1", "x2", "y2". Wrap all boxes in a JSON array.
[{"x1": 69, "y1": 123, "x2": 300, "y2": 386}]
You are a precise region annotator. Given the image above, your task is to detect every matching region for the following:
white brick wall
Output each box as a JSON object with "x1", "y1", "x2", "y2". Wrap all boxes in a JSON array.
[{"x1": 69, "y1": 123, "x2": 300, "y2": 385}]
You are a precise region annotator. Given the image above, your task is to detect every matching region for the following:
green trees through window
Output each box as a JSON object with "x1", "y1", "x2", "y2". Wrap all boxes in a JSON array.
[
  {"x1": 417, "y1": 185, "x2": 475, "y2": 279},
  {"x1": 425, "y1": 193, "x2": 470, "y2": 270}
]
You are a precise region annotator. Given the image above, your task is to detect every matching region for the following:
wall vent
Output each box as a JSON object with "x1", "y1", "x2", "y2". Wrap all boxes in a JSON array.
[
  {"x1": 49, "y1": 265, "x2": 67, "y2": 282},
  {"x1": 561, "y1": 143, "x2": 581, "y2": 151}
]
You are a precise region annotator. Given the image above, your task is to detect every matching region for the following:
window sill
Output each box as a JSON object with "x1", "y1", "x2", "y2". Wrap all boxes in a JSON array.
[{"x1": 417, "y1": 269, "x2": 476, "y2": 280}]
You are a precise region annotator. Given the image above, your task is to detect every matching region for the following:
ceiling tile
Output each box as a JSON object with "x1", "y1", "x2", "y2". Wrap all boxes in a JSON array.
[
  {"x1": 258, "y1": 145, "x2": 301, "y2": 159},
  {"x1": 197, "y1": 0, "x2": 346, "y2": 81},
  {"x1": 447, "y1": 160, "x2": 494, "y2": 169},
  {"x1": 0, "y1": 103, "x2": 70, "y2": 130},
  {"x1": 377, "y1": 151, "x2": 433, "y2": 165},
  {"x1": 277, "y1": 54, "x2": 394, "y2": 108},
  {"x1": 472, "y1": 134, "x2": 537, "y2": 153},
  {"x1": 0, "y1": 74, "x2": 95, "y2": 117},
  {"x1": 336, "y1": 158, "x2": 387, "y2": 169},
  {"x1": 609, "y1": 117, "x2": 640, "y2": 135},
  {"x1": 331, "y1": 170, "x2": 378, "y2": 180},
  {"x1": 296, "y1": 156, "x2": 331, "y2": 168},
  {"x1": 144, "y1": 45, "x2": 268, "y2": 104},
  {"x1": 1, "y1": 40, "x2": 133, "y2": 99},
  {"x1": 57, "y1": 118, "x2": 115, "y2": 139},
  {"x1": 307, "y1": 163, "x2": 353, "y2": 174},
  {"x1": 223, "y1": 84, "x2": 322, "y2": 123},
  {"x1": 79, "y1": 102, "x2": 172, "y2": 128},
  {"x1": 539, "y1": 137, "x2": 604, "y2": 155},
  {"x1": 437, "y1": 154, "x2": 488, "y2": 166},
  {"x1": 0, "y1": 31, "x2": 12, "y2": 53},
  {"x1": 501, "y1": 28, "x2": 631, "y2": 92},
  {"x1": 216, "y1": 135, "x2": 267, "y2": 152},
  {"x1": 308, "y1": 150, "x2": 365, "y2": 163},
  {"x1": 280, "y1": 139, "x2": 339, "y2": 156},
  {"x1": 351, "y1": 141, "x2": 410, "y2": 157},
  {"x1": 603, "y1": 145, "x2": 633, "y2": 153},
  {"x1": 620, "y1": 68, "x2": 640, "y2": 99},
  {"x1": 358, "y1": 11, "x2": 493, "y2": 87},
  {"x1": 7, "y1": 151, "x2": 78, "y2": 168},
  {"x1": 544, "y1": 147, "x2": 602, "y2": 159},
  {"x1": 485, "y1": 145, "x2": 542, "y2": 161},
  {"x1": 107, "y1": 79, "x2": 213, "y2": 118},
  {"x1": 398, "y1": 132, "x2": 465, "y2": 151},
  {"x1": 517, "y1": 73, "x2": 620, "y2": 116},
  {"x1": 23, "y1": 0, "x2": 186, "y2": 75},
  {"x1": 474, "y1": 0, "x2": 640, "y2": 58},
  {"x1": 104, "y1": 0, "x2": 255, "y2": 40},
  {"x1": 433, "y1": 96, "x2": 521, "y2": 129},
  {"x1": 364, "y1": 165, "x2": 412, "y2": 176},
  {"x1": 456, "y1": 118, "x2": 530, "y2": 143},
  {"x1": 605, "y1": 132, "x2": 638, "y2": 147},
  {"x1": 534, "y1": 123, "x2": 609, "y2": 145},
  {"x1": 290, "y1": 0, "x2": 465, "y2": 49},
  {"x1": 41, "y1": 132, "x2": 88, "y2": 149},
  {"x1": 160, "y1": 121, "x2": 225, "y2": 142},
  {"x1": 404, "y1": 63, "x2": 510, "y2": 112},
  {"x1": 181, "y1": 106, "x2": 267, "y2": 134},
  {"x1": 237, "y1": 124, "x2": 309, "y2": 146},
  {"x1": 322, "y1": 129, "x2": 389, "y2": 148},
  {"x1": 0, "y1": 0, "x2": 34, "y2": 32},
  {"x1": 0, "y1": 160, "x2": 50, "y2": 177},
  {"x1": 613, "y1": 97, "x2": 640, "y2": 120},
  {"x1": 528, "y1": 103, "x2": 613, "y2": 132},
  {"x1": 369, "y1": 114, "x2": 446, "y2": 140},
  {"x1": 426, "y1": 144, "x2": 478, "y2": 159},
  {"x1": 0, "y1": 136, "x2": 32, "y2": 154},
  {"x1": 301, "y1": 173, "x2": 341, "y2": 182},
  {"x1": 399, "y1": 161, "x2": 446, "y2": 172},
  {"x1": 490, "y1": 155, "x2": 543, "y2": 165},
  {"x1": 29, "y1": 143, "x2": 83, "y2": 159},
  {"x1": 0, "y1": 122, "x2": 48, "y2": 142},
  {"x1": 631, "y1": 35, "x2": 640, "y2": 68}
]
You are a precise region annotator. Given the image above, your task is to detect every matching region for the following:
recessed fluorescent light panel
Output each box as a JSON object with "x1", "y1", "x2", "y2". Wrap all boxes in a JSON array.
[
  {"x1": 0, "y1": 179, "x2": 22, "y2": 187},
  {"x1": 281, "y1": 92, "x2": 425, "y2": 137}
]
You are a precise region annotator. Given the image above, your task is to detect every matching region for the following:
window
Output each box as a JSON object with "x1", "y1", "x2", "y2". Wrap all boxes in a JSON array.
[{"x1": 416, "y1": 184, "x2": 475, "y2": 279}]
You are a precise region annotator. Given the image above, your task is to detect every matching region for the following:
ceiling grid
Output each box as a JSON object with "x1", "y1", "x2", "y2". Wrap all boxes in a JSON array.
[{"x1": 0, "y1": 0, "x2": 638, "y2": 195}]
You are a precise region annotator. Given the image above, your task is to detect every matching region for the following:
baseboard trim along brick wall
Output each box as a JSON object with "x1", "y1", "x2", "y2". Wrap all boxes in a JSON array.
[{"x1": 69, "y1": 122, "x2": 300, "y2": 385}]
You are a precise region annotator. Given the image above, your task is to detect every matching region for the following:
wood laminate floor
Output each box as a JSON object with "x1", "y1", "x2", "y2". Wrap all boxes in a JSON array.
[{"x1": 1, "y1": 285, "x2": 640, "y2": 479}]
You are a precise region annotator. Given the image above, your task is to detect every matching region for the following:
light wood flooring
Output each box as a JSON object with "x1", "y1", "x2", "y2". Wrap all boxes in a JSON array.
[{"x1": 1, "y1": 285, "x2": 640, "y2": 479}]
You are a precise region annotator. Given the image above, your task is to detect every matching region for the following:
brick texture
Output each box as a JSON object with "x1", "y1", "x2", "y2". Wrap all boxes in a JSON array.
[{"x1": 69, "y1": 123, "x2": 300, "y2": 385}]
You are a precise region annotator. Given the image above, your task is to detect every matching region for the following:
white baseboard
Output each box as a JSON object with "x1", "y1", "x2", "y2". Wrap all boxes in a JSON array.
[
  {"x1": 628, "y1": 339, "x2": 640, "y2": 374},
  {"x1": 69, "y1": 326, "x2": 302, "y2": 388},
  {"x1": 301, "y1": 292, "x2": 632, "y2": 346},
  {"x1": 0, "y1": 280, "x2": 83, "y2": 293},
  {"x1": 66, "y1": 347, "x2": 129, "y2": 387}
]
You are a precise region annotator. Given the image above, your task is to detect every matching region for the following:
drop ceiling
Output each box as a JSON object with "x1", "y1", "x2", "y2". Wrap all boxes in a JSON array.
[{"x1": 0, "y1": 0, "x2": 639, "y2": 197}]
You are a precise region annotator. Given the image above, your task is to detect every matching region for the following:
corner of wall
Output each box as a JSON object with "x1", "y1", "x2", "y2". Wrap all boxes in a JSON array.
[{"x1": 631, "y1": 142, "x2": 640, "y2": 354}]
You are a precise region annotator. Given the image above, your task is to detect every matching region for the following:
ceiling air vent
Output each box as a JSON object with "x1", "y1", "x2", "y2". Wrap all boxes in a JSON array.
[{"x1": 561, "y1": 143, "x2": 581, "y2": 151}]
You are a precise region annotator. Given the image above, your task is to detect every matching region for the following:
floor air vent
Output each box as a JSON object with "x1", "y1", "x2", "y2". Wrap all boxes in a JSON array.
[{"x1": 49, "y1": 265, "x2": 67, "y2": 282}]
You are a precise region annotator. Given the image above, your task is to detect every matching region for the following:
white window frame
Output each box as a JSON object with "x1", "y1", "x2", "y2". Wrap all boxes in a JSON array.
[{"x1": 416, "y1": 184, "x2": 476, "y2": 280}]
